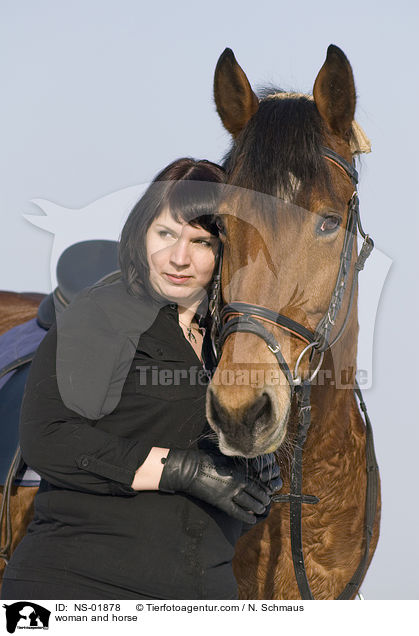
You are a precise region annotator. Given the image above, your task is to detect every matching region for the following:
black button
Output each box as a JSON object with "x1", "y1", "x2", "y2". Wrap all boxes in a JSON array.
[
  {"x1": 80, "y1": 456, "x2": 89, "y2": 468},
  {"x1": 169, "y1": 304, "x2": 177, "y2": 310},
  {"x1": 156, "y1": 348, "x2": 163, "y2": 356}
]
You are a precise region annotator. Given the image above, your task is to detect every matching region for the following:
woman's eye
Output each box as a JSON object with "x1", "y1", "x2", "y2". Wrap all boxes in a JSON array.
[
  {"x1": 158, "y1": 230, "x2": 174, "y2": 239},
  {"x1": 194, "y1": 239, "x2": 212, "y2": 247},
  {"x1": 318, "y1": 215, "x2": 341, "y2": 234}
]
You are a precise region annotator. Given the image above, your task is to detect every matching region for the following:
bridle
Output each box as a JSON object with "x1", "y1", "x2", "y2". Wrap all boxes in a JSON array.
[{"x1": 209, "y1": 146, "x2": 379, "y2": 599}]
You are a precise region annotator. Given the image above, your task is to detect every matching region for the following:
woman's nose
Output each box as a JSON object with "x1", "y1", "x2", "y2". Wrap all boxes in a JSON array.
[{"x1": 169, "y1": 239, "x2": 191, "y2": 267}]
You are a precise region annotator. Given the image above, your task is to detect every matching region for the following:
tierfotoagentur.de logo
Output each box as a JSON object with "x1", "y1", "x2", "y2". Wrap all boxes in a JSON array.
[{"x1": 2, "y1": 602, "x2": 51, "y2": 633}]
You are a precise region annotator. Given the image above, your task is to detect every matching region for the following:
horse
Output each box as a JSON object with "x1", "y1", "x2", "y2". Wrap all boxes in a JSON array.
[
  {"x1": 206, "y1": 44, "x2": 381, "y2": 599},
  {"x1": 0, "y1": 292, "x2": 45, "y2": 586}
]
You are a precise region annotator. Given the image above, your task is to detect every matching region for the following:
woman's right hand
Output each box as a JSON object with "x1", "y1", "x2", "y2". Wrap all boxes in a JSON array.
[{"x1": 158, "y1": 449, "x2": 271, "y2": 524}]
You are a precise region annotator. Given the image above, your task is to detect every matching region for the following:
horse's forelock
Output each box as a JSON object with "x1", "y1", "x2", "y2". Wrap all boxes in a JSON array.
[{"x1": 223, "y1": 89, "x2": 332, "y2": 210}]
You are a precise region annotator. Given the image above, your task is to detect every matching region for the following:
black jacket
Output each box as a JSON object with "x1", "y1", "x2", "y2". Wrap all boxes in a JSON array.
[{"x1": 3, "y1": 280, "x2": 243, "y2": 599}]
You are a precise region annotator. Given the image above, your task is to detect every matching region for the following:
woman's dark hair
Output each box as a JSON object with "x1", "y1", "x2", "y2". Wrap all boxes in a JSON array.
[{"x1": 118, "y1": 158, "x2": 225, "y2": 298}]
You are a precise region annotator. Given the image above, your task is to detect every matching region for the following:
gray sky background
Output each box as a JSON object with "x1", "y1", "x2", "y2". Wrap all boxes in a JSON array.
[{"x1": 0, "y1": 0, "x2": 418, "y2": 601}]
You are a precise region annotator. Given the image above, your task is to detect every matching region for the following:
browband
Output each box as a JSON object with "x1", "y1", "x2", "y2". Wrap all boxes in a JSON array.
[{"x1": 321, "y1": 146, "x2": 359, "y2": 185}]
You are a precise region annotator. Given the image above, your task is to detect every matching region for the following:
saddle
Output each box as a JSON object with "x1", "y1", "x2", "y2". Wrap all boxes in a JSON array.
[
  {"x1": 37, "y1": 239, "x2": 120, "y2": 329},
  {"x1": 0, "y1": 240, "x2": 120, "y2": 565}
]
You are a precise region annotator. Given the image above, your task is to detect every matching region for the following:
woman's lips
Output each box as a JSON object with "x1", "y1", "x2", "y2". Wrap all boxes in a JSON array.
[{"x1": 164, "y1": 273, "x2": 192, "y2": 284}]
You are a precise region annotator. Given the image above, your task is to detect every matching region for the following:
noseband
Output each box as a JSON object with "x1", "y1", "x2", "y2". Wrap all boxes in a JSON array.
[{"x1": 209, "y1": 146, "x2": 379, "y2": 600}]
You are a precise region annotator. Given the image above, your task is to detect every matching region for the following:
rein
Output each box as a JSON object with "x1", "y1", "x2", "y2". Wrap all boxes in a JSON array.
[{"x1": 209, "y1": 146, "x2": 379, "y2": 599}]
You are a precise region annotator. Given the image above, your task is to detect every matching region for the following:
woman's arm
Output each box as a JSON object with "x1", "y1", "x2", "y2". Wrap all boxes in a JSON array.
[
  {"x1": 130, "y1": 447, "x2": 169, "y2": 490},
  {"x1": 19, "y1": 324, "x2": 152, "y2": 497}
]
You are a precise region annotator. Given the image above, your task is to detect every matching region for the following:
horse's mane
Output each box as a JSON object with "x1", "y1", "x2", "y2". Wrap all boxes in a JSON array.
[{"x1": 222, "y1": 89, "x2": 332, "y2": 204}]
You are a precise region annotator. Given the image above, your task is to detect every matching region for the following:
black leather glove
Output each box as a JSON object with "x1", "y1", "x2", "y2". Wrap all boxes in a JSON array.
[
  {"x1": 247, "y1": 453, "x2": 282, "y2": 495},
  {"x1": 158, "y1": 449, "x2": 273, "y2": 524},
  {"x1": 240, "y1": 453, "x2": 282, "y2": 534}
]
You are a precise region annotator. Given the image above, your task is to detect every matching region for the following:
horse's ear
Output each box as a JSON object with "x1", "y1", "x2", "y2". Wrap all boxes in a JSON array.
[
  {"x1": 214, "y1": 48, "x2": 259, "y2": 138},
  {"x1": 313, "y1": 45, "x2": 356, "y2": 141}
]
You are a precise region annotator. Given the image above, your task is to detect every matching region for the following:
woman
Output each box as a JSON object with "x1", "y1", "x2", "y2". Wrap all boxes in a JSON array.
[{"x1": 1, "y1": 158, "x2": 281, "y2": 600}]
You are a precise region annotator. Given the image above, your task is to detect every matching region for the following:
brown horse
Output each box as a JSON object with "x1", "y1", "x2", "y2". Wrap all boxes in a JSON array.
[
  {"x1": 0, "y1": 292, "x2": 44, "y2": 586},
  {"x1": 206, "y1": 45, "x2": 381, "y2": 598}
]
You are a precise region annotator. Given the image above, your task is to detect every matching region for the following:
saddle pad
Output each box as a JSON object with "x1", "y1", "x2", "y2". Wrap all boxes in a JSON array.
[
  {"x1": 0, "y1": 318, "x2": 47, "y2": 391},
  {"x1": 0, "y1": 318, "x2": 45, "y2": 486},
  {"x1": 0, "y1": 364, "x2": 40, "y2": 486}
]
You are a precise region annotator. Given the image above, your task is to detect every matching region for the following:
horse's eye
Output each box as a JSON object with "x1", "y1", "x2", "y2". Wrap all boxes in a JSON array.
[{"x1": 318, "y1": 215, "x2": 341, "y2": 234}]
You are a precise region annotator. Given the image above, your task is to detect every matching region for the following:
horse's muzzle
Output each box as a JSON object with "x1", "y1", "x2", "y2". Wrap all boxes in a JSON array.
[{"x1": 206, "y1": 385, "x2": 289, "y2": 457}]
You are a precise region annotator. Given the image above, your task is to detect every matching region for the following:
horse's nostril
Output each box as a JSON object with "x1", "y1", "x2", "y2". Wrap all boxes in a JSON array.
[{"x1": 245, "y1": 392, "x2": 272, "y2": 430}]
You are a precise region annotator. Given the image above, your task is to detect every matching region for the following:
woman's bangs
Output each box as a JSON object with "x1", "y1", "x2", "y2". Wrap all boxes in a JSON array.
[{"x1": 166, "y1": 180, "x2": 221, "y2": 232}]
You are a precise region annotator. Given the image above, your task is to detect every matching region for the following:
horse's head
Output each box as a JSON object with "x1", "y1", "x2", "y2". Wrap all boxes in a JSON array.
[{"x1": 207, "y1": 45, "x2": 366, "y2": 457}]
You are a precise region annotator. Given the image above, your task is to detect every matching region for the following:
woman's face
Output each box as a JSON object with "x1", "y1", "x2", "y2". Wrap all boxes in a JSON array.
[{"x1": 145, "y1": 207, "x2": 219, "y2": 307}]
